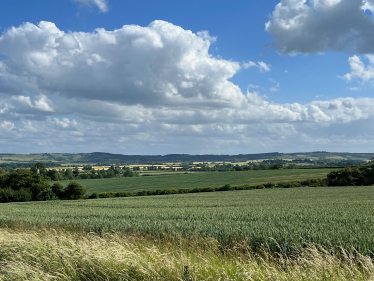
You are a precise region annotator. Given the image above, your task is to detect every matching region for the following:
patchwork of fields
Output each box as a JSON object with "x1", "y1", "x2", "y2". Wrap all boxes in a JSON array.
[
  {"x1": 1, "y1": 186, "x2": 373, "y2": 255},
  {"x1": 56, "y1": 169, "x2": 335, "y2": 193}
]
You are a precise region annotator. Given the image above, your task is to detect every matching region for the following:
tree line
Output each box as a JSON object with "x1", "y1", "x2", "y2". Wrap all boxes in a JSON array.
[
  {"x1": 0, "y1": 162, "x2": 373, "y2": 204},
  {"x1": 30, "y1": 163, "x2": 138, "y2": 181},
  {"x1": 0, "y1": 168, "x2": 87, "y2": 203}
]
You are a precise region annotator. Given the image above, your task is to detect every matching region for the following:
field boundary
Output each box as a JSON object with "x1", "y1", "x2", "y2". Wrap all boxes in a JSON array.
[{"x1": 89, "y1": 178, "x2": 328, "y2": 199}]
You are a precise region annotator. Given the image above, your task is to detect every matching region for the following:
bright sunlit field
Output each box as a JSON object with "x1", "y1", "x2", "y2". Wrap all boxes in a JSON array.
[
  {"x1": 1, "y1": 185, "x2": 373, "y2": 255},
  {"x1": 56, "y1": 168, "x2": 335, "y2": 193}
]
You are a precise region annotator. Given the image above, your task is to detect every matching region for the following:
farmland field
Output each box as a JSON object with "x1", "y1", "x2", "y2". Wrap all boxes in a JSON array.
[
  {"x1": 1, "y1": 185, "x2": 373, "y2": 255},
  {"x1": 56, "y1": 169, "x2": 335, "y2": 193}
]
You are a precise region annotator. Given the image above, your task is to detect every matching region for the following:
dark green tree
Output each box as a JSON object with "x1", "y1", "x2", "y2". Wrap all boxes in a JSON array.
[
  {"x1": 64, "y1": 169, "x2": 75, "y2": 180},
  {"x1": 30, "y1": 182, "x2": 54, "y2": 201},
  {"x1": 62, "y1": 181, "x2": 87, "y2": 200},
  {"x1": 0, "y1": 169, "x2": 45, "y2": 191},
  {"x1": 30, "y1": 162, "x2": 47, "y2": 175},
  {"x1": 124, "y1": 170, "x2": 136, "y2": 177},
  {"x1": 51, "y1": 183, "x2": 64, "y2": 198},
  {"x1": 46, "y1": 169, "x2": 62, "y2": 181},
  {"x1": 73, "y1": 167, "x2": 80, "y2": 177},
  {"x1": 82, "y1": 165, "x2": 93, "y2": 171}
]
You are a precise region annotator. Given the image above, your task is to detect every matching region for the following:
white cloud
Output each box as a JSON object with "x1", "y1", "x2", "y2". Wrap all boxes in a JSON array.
[
  {"x1": 343, "y1": 55, "x2": 374, "y2": 82},
  {"x1": 266, "y1": 0, "x2": 374, "y2": 54},
  {"x1": 53, "y1": 118, "x2": 77, "y2": 129},
  {"x1": 58, "y1": 93, "x2": 374, "y2": 125},
  {"x1": 72, "y1": 0, "x2": 109, "y2": 13},
  {"x1": 12, "y1": 95, "x2": 54, "y2": 113},
  {"x1": 269, "y1": 78, "x2": 280, "y2": 92},
  {"x1": 258, "y1": 61, "x2": 271, "y2": 73},
  {"x1": 0, "y1": 121, "x2": 14, "y2": 130},
  {"x1": 242, "y1": 61, "x2": 257, "y2": 69},
  {"x1": 269, "y1": 87, "x2": 279, "y2": 92},
  {"x1": 362, "y1": 0, "x2": 374, "y2": 13},
  {"x1": 2, "y1": 100, "x2": 374, "y2": 154},
  {"x1": 0, "y1": 20, "x2": 243, "y2": 108},
  {"x1": 242, "y1": 61, "x2": 271, "y2": 72},
  {"x1": 0, "y1": 20, "x2": 373, "y2": 153}
]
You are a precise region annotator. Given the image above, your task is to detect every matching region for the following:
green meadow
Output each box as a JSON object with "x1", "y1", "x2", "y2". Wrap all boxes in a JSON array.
[
  {"x1": 56, "y1": 168, "x2": 334, "y2": 193},
  {"x1": 2, "y1": 185, "x2": 374, "y2": 280}
]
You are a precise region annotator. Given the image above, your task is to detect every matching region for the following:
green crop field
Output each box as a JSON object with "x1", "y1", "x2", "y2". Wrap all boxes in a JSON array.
[
  {"x1": 56, "y1": 169, "x2": 335, "y2": 193},
  {"x1": 1, "y1": 186, "x2": 373, "y2": 255}
]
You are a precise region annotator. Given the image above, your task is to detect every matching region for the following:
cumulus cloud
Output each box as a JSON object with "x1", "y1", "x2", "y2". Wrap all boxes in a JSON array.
[
  {"x1": 0, "y1": 20, "x2": 373, "y2": 153},
  {"x1": 72, "y1": 0, "x2": 109, "y2": 13},
  {"x1": 0, "y1": 20, "x2": 243, "y2": 108},
  {"x1": 266, "y1": 0, "x2": 374, "y2": 54},
  {"x1": 12, "y1": 95, "x2": 54, "y2": 113},
  {"x1": 343, "y1": 55, "x2": 374, "y2": 82}
]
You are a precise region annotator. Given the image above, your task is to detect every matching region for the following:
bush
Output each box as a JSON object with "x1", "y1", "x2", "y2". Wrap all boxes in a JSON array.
[
  {"x1": 114, "y1": 192, "x2": 133, "y2": 197},
  {"x1": 12, "y1": 189, "x2": 33, "y2": 202},
  {"x1": 79, "y1": 173, "x2": 90, "y2": 180},
  {"x1": 124, "y1": 170, "x2": 137, "y2": 177},
  {"x1": 136, "y1": 191, "x2": 148, "y2": 196},
  {"x1": 0, "y1": 188, "x2": 32, "y2": 203},
  {"x1": 168, "y1": 189, "x2": 178, "y2": 194},
  {"x1": 277, "y1": 181, "x2": 301, "y2": 188},
  {"x1": 62, "y1": 181, "x2": 87, "y2": 200},
  {"x1": 88, "y1": 192, "x2": 99, "y2": 199},
  {"x1": 269, "y1": 164, "x2": 283, "y2": 170},
  {"x1": 51, "y1": 183, "x2": 64, "y2": 198},
  {"x1": 219, "y1": 184, "x2": 233, "y2": 191},
  {"x1": 327, "y1": 167, "x2": 370, "y2": 186},
  {"x1": 233, "y1": 185, "x2": 246, "y2": 190},
  {"x1": 301, "y1": 178, "x2": 327, "y2": 187},
  {"x1": 0, "y1": 188, "x2": 33, "y2": 203},
  {"x1": 30, "y1": 183, "x2": 54, "y2": 201},
  {"x1": 98, "y1": 192, "x2": 115, "y2": 198},
  {"x1": 200, "y1": 187, "x2": 215, "y2": 192},
  {"x1": 264, "y1": 182, "x2": 277, "y2": 189}
]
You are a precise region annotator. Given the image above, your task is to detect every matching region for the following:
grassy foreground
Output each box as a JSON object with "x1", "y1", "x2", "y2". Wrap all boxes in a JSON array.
[
  {"x1": 1, "y1": 186, "x2": 374, "y2": 255},
  {"x1": 0, "y1": 225, "x2": 374, "y2": 281},
  {"x1": 56, "y1": 169, "x2": 334, "y2": 193}
]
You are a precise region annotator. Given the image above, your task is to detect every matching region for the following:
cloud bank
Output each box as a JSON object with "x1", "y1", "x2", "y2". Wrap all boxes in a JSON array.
[{"x1": 0, "y1": 20, "x2": 373, "y2": 153}]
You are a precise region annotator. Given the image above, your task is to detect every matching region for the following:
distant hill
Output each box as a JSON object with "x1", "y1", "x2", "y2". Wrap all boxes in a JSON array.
[{"x1": 0, "y1": 151, "x2": 373, "y2": 165}]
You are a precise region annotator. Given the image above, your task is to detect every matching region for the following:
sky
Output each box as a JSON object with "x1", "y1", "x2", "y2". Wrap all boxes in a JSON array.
[{"x1": 0, "y1": 0, "x2": 374, "y2": 154}]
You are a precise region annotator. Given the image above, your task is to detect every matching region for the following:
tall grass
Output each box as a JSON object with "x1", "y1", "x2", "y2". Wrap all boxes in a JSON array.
[
  {"x1": 0, "y1": 225, "x2": 373, "y2": 280},
  {"x1": 0, "y1": 186, "x2": 374, "y2": 255}
]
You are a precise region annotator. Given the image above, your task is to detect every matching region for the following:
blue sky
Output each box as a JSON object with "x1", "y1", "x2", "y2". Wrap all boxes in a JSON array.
[{"x1": 0, "y1": 0, "x2": 373, "y2": 154}]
